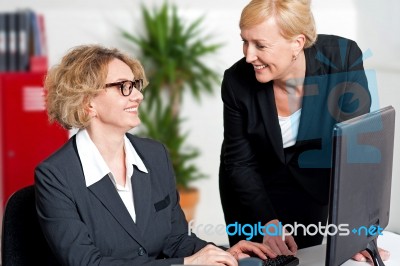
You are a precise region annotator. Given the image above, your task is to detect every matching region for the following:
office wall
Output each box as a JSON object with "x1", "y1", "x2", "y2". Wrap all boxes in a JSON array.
[
  {"x1": 1, "y1": 0, "x2": 399, "y2": 245},
  {"x1": 353, "y1": 0, "x2": 400, "y2": 237}
]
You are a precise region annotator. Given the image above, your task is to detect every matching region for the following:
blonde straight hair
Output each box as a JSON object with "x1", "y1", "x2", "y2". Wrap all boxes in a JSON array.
[{"x1": 240, "y1": 0, "x2": 317, "y2": 48}]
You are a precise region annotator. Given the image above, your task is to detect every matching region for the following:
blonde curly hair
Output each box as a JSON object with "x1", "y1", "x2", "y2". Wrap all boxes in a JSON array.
[
  {"x1": 45, "y1": 44, "x2": 148, "y2": 129},
  {"x1": 240, "y1": 0, "x2": 317, "y2": 48}
]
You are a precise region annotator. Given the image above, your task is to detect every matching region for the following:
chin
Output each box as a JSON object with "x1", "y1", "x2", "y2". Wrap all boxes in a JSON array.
[
  {"x1": 128, "y1": 119, "x2": 141, "y2": 130},
  {"x1": 255, "y1": 74, "x2": 273, "y2": 84}
]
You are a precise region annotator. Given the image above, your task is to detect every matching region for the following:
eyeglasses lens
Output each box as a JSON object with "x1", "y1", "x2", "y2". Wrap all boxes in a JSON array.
[{"x1": 121, "y1": 81, "x2": 133, "y2": 96}]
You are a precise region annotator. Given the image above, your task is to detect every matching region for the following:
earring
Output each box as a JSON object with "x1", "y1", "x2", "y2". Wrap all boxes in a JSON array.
[{"x1": 292, "y1": 54, "x2": 297, "y2": 61}]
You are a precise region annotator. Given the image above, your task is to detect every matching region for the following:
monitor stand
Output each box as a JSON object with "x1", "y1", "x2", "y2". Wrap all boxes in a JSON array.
[{"x1": 366, "y1": 238, "x2": 385, "y2": 266}]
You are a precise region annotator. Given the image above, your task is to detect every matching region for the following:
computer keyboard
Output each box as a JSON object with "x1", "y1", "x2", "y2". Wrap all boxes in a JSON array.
[{"x1": 239, "y1": 255, "x2": 299, "y2": 266}]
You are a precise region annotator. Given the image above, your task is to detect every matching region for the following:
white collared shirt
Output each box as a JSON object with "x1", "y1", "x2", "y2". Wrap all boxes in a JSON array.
[
  {"x1": 278, "y1": 108, "x2": 302, "y2": 148},
  {"x1": 76, "y1": 129, "x2": 148, "y2": 223}
]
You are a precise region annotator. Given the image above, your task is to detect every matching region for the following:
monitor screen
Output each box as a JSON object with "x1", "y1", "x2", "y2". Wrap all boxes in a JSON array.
[{"x1": 325, "y1": 106, "x2": 396, "y2": 266}]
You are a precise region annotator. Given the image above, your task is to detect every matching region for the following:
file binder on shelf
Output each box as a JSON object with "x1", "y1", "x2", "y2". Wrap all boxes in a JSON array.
[
  {"x1": 0, "y1": 9, "x2": 48, "y2": 73},
  {"x1": 17, "y1": 9, "x2": 31, "y2": 72},
  {"x1": 5, "y1": 12, "x2": 18, "y2": 72},
  {"x1": 0, "y1": 13, "x2": 6, "y2": 72}
]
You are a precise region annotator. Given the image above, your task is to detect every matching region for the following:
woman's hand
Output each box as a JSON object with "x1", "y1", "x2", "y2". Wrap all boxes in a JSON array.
[
  {"x1": 227, "y1": 240, "x2": 277, "y2": 260},
  {"x1": 184, "y1": 244, "x2": 237, "y2": 266},
  {"x1": 352, "y1": 247, "x2": 390, "y2": 264},
  {"x1": 262, "y1": 219, "x2": 297, "y2": 256}
]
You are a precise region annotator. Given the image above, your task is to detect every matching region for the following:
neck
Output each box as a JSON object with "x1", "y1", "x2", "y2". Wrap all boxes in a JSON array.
[
  {"x1": 274, "y1": 50, "x2": 306, "y2": 94},
  {"x1": 86, "y1": 125, "x2": 125, "y2": 165}
]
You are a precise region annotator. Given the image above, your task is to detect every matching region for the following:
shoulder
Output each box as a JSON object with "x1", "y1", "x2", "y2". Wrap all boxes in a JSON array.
[
  {"x1": 305, "y1": 34, "x2": 363, "y2": 73},
  {"x1": 312, "y1": 34, "x2": 361, "y2": 56},
  {"x1": 35, "y1": 136, "x2": 85, "y2": 190},
  {"x1": 125, "y1": 133, "x2": 170, "y2": 164},
  {"x1": 38, "y1": 137, "x2": 78, "y2": 168},
  {"x1": 224, "y1": 57, "x2": 254, "y2": 82},
  {"x1": 125, "y1": 133, "x2": 165, "y2": 152},
  {"x1": 125, "y1": 134, "x2": 175, "y2": 186},
  {"x1": 222, "y1": 57, "x2": 262, "y2": 99},
  {"x1": 315, "y1": 34, "x2": 357, "y2": 46}
]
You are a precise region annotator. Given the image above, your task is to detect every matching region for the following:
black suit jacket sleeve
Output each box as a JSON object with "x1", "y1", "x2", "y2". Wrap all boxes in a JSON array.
[{"x1": 221, "y1": 73, "x2": 278, "y2": 223}]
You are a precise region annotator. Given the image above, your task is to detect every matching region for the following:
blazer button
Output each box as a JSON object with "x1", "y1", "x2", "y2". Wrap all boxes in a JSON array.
[{"x1": 138, "y1": 247, "x2": 145, "y2": 256}]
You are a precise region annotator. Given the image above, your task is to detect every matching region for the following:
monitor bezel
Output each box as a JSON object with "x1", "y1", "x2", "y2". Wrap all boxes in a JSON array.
[{"x1": 325, "y1": 106, "x2": 395, "y2": 266}]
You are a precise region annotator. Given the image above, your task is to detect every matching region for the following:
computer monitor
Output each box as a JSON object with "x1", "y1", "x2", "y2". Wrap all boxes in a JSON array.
[{"x1": 325, "y1": 106, "x2": 396, "y2": 266}]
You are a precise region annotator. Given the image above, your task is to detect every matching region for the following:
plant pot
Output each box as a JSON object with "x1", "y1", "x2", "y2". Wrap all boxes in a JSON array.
[{"x1": 178, "y1": 187, "x2": 199, "y2": 222}]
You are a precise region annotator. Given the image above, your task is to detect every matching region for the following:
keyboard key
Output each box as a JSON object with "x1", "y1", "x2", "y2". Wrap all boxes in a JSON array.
[
  {"x1": 239, "y1": 255, "x2": 299, "y2": 266},
  {"x1": 264, "y1": 255, "x2": 299, "y2": 266}
]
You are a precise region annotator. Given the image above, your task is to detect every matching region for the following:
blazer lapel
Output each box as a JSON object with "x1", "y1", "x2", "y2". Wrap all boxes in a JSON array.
[
  {"x1": 256, "y1": 82, "x2": 285, "y2": 163},
  {"x1": 297, "y1": 46, "x2": 323, "y2": 142},
  {"x1": 88, "y1": 176, "x2": 146, "y2": 246},
  {"x1": 296, "y1": 78, "x2": 321, "y2": 141},
  {"x1": 131, "y1": 166, "x2": 152, "y2": 235}
]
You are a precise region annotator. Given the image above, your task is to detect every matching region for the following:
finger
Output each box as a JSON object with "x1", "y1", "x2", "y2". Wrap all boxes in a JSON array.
[
  {"x1": 378, "y1": 247, "x2": 390, "y2": 261},
  {"x1": 243, "y1": 244, "x2": 268, "y2": 260},
  {"x1": 264, "y1": 239, "x2": 282, "y2": 255},
  {"x1": 251, "y1": 242, "x2": 277, "y2": 258},
  {"x1": 237, "y1": 253, "x2": 250, "y2": 260},
  {"x1": 210, "y1": 263, "x2": 227, "y2": 266},
  {"x1": 360, "y1": 250, "x2": 372, "y2": 262},
  {"x1": 229, "y1": 250, "x2": 238, "y2": 260},
  {"x1": 229, "y1": 241, "x2": 270, "y2": 260},
  {"x1": 215, "y1": 254, "x2": 238, "y2": 266},
  {"x1": 205, "y1": 251, "x2": 237, "y2": 266},
  {"x1": 206, "y1": 245, "x2": 236, "y2": 260},
  {"x1": 352, "y1": 252, "x2": 367, "y2": 262},
  {"x1": 234, "y1": 241, "x2": 269, "y2": 259},
  {"x1": 275, "y1": 237, "x2": 293, "y2": 255},
  {"x1": 285, "y1": 235, "x2": 298, "y2": 255}
]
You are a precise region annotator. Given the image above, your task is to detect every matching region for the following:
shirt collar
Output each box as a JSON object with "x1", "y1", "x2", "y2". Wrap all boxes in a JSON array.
[
  {"x1": 124, "y1": 134, "x2": 148, "y2": 173},
  {"x1": 76, "y1": 129, "x2": 148, "y2": 187}
]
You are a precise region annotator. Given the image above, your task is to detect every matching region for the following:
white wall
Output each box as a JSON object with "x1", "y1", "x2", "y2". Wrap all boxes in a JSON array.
[
  {"x1": 2, "y1": 0, "x2": 399, "y2": 246},
  {"x1": 353, "y1": 0, "x2": 400, "y2": 236}
]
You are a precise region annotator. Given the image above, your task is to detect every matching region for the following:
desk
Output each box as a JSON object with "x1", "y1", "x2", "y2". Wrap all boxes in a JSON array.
[{"x1": 297, "y1": 231, "x2": 399, "y2": 265}]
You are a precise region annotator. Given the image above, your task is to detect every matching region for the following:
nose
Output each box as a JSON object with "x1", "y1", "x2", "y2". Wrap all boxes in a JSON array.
[
  {"x1": 244, "y1": 44, "x2": 257, "y2": 63},
  {"x1": 130, "y1": 89, "x2": 144, "y2": 103}
]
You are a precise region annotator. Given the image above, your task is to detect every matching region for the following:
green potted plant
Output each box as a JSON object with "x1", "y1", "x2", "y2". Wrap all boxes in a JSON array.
[{"x1": 122, "y1": 2, "x2": 222, "y2": 221}]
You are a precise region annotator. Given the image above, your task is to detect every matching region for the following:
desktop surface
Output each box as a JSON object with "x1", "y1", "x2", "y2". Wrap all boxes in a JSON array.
[{"x1": 296, "y1": 231, "x2": 399, "y2": 265}]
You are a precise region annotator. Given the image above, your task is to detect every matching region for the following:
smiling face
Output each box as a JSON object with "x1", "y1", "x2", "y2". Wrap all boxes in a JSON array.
[
  {"x1": 88, "y1": 58, "x2": 144, "y2": 134},
  {"x1": 241, "y1": 17, "x2": 303, "y2": 84}
]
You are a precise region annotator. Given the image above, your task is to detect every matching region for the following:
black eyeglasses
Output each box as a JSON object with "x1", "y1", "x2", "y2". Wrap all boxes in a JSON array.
[{"x1": 104, "y1": 79, "x2": 144, "y2": 96}]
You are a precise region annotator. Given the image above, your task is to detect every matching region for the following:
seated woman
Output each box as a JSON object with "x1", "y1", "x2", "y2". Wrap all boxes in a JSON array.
[{"x1": 35, "y1": 44, "x2": 275, "y2": 266}]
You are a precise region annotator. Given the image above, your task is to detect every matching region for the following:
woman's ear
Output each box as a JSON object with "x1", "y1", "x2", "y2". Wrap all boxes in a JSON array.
[
  {"x1": 292, "y1": 34, "x2": 306, "y2": 56},
  {"x1": 86, "y1": 100, "x2": 97, "y2": 118}
]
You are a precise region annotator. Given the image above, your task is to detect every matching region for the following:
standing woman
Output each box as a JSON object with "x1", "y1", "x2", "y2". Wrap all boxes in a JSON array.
[
  {"x1": 35, "y1": 44, "x2": 274, "y2": 266},
  {"x1": 219, "y1": 0, "x2": 387, "y2": 262}
]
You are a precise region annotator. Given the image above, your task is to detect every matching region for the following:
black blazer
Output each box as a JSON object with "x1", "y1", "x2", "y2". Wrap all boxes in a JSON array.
[
  {"x1": 219, "y1": 35, "x2": 371, "y2": 228},
  {"x1": 35, "y1": 134, "x2": 208, "y2": 266}
]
